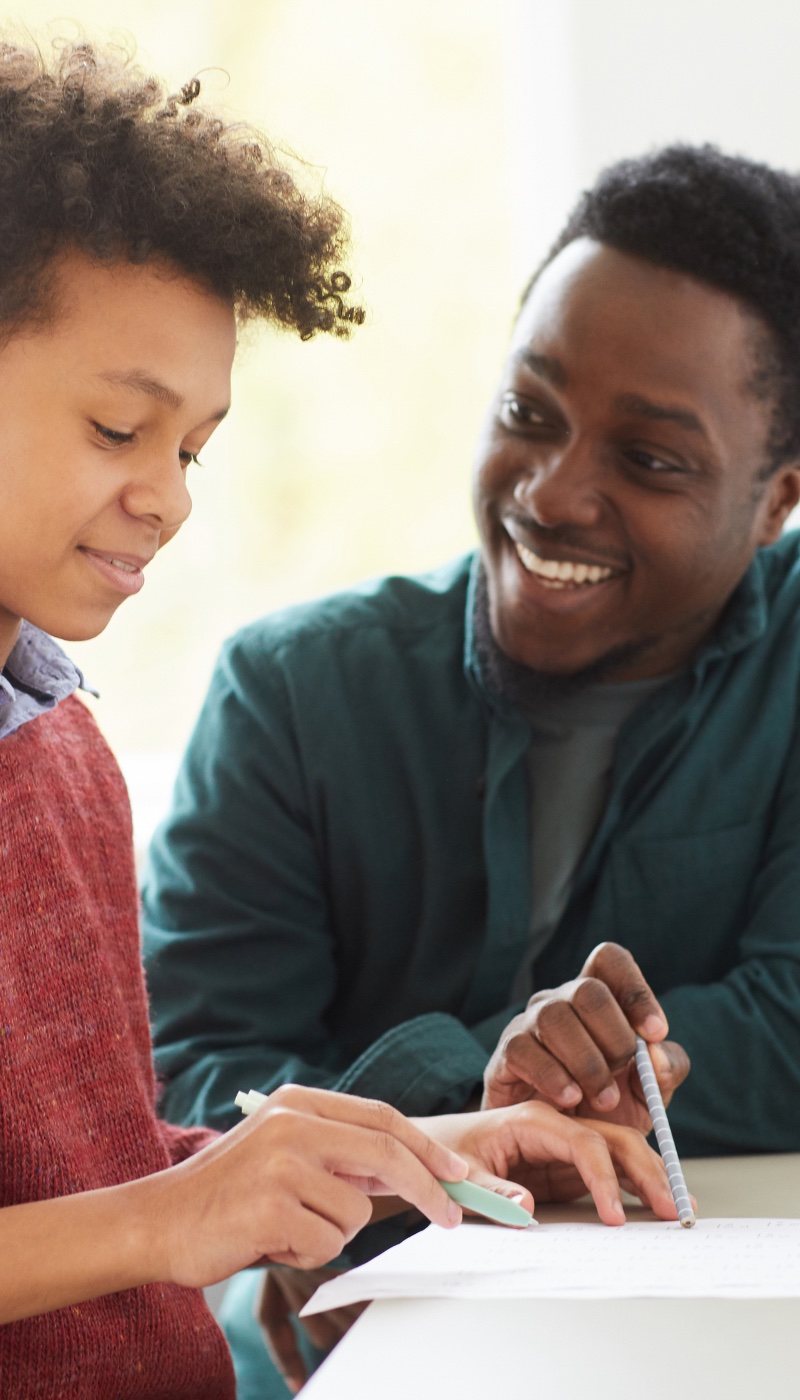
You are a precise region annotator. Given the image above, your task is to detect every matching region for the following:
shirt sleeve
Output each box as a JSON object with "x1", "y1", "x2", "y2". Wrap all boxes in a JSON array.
[
  {"x1": 661, "y1": 715, "x2": 800, "y2": 1157},
  {"x1": 141, "y1": 634, "x2": 488, "y2": 1131}
]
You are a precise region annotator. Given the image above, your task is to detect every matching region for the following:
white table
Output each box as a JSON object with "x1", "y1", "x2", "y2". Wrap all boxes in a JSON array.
[{"x1": 303, "y1": 1153, "x2": 800, "y2": 1399}]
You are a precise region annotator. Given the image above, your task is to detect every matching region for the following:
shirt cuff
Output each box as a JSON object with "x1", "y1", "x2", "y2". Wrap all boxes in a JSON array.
[{"x1": 333, "y1": 1012, "x2": 488, "y2": 1115}]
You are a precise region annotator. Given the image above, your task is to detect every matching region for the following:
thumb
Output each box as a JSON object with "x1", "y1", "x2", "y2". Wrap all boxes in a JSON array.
[
  {"x1": 644, "y1": 1039, "x2": 691, "y2": 1107},
  {"x1": 461, "y1": 1167, "x2": 535, "y2": 1218}
]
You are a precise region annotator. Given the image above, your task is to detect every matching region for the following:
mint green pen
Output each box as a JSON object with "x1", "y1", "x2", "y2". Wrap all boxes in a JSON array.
[{"x1": 234, "y1": 1089, "x2": 533, "y2": 1228}]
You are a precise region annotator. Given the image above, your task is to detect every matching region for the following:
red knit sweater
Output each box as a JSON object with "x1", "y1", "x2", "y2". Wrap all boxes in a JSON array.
[{"x1": 0, "y1": 695, "x2": 235, "y2": 1398}]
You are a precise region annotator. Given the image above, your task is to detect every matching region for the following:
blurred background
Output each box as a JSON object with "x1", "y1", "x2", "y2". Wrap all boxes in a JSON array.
[{"x1": 8, "y1": 0, "x2": 800, "y2": 848}]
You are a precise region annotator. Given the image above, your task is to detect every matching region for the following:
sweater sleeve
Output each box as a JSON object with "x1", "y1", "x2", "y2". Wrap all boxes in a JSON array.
[
  {"x1": 141, "y1": 636, "x2": 487, "y2": 1132},
  {"x1": 661, "y1": 717, "x2": 800, "y2": 1157},
  {"x1": 160, "y1": 1120, "x2": 220, "y2": 1165}
]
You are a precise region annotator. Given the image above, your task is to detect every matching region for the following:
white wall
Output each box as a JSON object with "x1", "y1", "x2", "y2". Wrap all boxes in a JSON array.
[{"x1": 506, "y1": 0, "x2": 800, "y2": 280}]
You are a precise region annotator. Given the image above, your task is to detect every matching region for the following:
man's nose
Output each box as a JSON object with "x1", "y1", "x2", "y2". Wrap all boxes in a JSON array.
[{"x1": 513, "y1": 440, "x2": 603, "y2": 530}]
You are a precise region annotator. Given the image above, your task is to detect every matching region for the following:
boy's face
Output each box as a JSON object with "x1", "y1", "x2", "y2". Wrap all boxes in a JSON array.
[{"x1": 0, "y1": 250, "x2": 235, "y2": 664}]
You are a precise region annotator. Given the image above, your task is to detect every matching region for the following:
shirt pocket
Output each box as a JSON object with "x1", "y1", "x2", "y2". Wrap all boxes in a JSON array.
[{"x1": 609, "y1": 820, "x2": 764, "y2": 988}]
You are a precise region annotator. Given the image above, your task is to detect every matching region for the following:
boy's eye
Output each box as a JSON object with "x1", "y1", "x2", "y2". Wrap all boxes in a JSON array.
[{"x1": 93, "y1": 421, "x2": 133, "y2": 445}]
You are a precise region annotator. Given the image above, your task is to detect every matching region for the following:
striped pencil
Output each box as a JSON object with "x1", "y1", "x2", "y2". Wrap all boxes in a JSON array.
[{"x1": 634, "y1": 1036, "x2": 696, "y2": 1228}]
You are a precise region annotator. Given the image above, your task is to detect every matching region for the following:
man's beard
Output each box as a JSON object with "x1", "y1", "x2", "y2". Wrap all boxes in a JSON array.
[{"x1": 472, "y1": 562, "x2": 660, "y2": 716}]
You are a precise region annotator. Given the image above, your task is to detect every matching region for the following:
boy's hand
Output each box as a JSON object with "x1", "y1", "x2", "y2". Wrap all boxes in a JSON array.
[
  {"x1": 481, "y1": 942, "x2": 690, "y2": 1128},
  {"x1": 417, "y1": 1101, "x2": 683, "y2": 1225},
  {"x1": 144, "y1": 1085, "x2": 468, "y2": 1290}
]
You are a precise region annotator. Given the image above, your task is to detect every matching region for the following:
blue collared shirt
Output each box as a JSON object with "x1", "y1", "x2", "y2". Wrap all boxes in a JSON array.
[{"x1": 0, "y1": 623, "x2": 93, "y2": 740}]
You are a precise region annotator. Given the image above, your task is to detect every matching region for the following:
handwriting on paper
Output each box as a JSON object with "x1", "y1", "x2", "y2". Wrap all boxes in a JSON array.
[{"x1": 302, "y1": 1219, "x2": 800, "y2": 1315}]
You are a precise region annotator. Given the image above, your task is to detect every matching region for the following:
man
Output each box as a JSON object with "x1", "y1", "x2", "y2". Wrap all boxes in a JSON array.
[{"x1": 142, "y1": 145, "x2": 800, "y2": 1393}]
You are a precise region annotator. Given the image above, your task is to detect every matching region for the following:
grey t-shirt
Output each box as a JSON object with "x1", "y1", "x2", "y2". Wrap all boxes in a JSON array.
[{"x1": 513, "y1": 673, "x2": 670, "y2": 998}]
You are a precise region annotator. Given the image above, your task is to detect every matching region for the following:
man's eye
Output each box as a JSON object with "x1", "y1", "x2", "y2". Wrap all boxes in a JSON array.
[
  {"x1": 626, "y1": 448, "x2": 683, "y2": 475},
  {"x1": 93, "y1": 421, "x2": 133, "y2": 445},
  {"x1": 499, "y1": 392, "x2": 548, "y2": 429}
]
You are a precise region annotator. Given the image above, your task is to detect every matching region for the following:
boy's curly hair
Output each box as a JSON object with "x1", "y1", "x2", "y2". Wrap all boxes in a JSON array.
[
  {"x1": 527, "y1": 145, "x2": 800, "y2": 474},
  {"x1": 0, "y1": 36, "x2": 364, "y2": 339}
]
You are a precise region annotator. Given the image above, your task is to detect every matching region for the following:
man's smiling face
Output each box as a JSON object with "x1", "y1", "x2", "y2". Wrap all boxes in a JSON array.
[{"x1": 473, "y1": 238, "x2": 800, "y2": 681}]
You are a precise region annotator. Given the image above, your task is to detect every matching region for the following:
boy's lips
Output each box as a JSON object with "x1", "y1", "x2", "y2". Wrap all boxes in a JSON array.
[{"x1": 78, "y1": 546, "x2": 152, "y2": 595}]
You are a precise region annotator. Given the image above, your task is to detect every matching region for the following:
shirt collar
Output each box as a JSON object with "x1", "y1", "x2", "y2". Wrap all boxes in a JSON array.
[{"x1": 0, "y1": 622, "x2": 95, "y2": 740}]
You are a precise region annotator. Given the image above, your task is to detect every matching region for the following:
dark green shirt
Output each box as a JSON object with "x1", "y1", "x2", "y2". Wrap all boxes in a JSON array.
[{"x1": 143, "y1": 535, "x2": 800, "y2": 1158}]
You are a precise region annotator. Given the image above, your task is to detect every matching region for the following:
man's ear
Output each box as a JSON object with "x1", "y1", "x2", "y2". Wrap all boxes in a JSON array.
[{"x1": 757, "y1": 465, "x2": 800, "y2": 546}]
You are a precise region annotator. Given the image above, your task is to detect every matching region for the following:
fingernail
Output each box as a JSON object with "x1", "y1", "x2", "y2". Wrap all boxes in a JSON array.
[
  {"x1": 612, "y1": 1200, "x2": 626, "y2": 1222},
  {"x1": 650, "y1": 1044, "x2": 670, "y2": 1075},
  {"x1": 509, "y1": 1190, "x2": 527, "y2": 1203},
  {"x1": 642, "y1": 1014, "x2": 667, "y2": 1038},
  {"x1": 446, "y1": 1151, "x2": 468, "y2": 1176},
  {"x1": 560, "y1": 1084, "x2": 582, "y2": 1106},
  {"x1": 596, "y1": 1085, "x2": 619, "y2": 1110},
  {"x1": 447, "y1": 1200, "x2": 463, "y2": 1225}
]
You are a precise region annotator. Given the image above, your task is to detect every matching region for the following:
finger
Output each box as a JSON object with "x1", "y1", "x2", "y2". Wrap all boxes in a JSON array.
[
  {"x1": 259, "y1": 1272, "x2": 307, "y2": 1395},
  {"x1": 554, "y1": 1124, "x2": 632, "y2": 1225},
  {"x1": 267, "y1": 1086, "x2": 469, "y2": 1186},
  {"x1": 296, "y1": 1164, "x2": 374, "y2": 1243},
  {"x1": 260, "y1": 1166, "x2": 360, "y2": 1270},
  {"x1": 461, "y1": 1167, "x2": 535, "y2": 1220},
  {"x1": 648, "y1": 1040, "x2": 691, "y2": 1106},
  {"x1": 583, "y1": 1120, "x2": 677, "y2": 1221},
  {"x1": 570, "y1": 977, "x2": 639, "y2": 1073},
  {"x1": 493, "y1": 1023, "x2": 584, "y2": 1108},
  {"x1": 266, "y1": 1202, "x2": 347, "y2": 1271},
  {"x1": 534, "y1": 999, "x2": 621, "y2": 1111},
  {"x1": 580, "y1": 943, "x2": 668, "y2": 1041},
  {"x1": 497, "y1": 1101, "x2": 634, "y2": 1225},
  {"x1": 311, "y1": 1119, "x2": 463, "y2": 1230}
]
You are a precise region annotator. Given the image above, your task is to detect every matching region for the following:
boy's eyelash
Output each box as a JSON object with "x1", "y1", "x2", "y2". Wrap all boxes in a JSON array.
[
  {"x1": 93, "y1": 421, "x2": 133, "y2": 445},
  {"x1": 93, "y1": 422, "x2": 204, "y2": 467}
]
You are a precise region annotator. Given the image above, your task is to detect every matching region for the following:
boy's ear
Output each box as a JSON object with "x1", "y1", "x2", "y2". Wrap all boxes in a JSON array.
[{"x1": 758, "y1": 465, "x2": 800, "y2": 546}]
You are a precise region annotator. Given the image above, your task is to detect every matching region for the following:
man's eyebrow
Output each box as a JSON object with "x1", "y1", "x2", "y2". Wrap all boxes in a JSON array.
[
  {"x1": 614, "y1": 392, "x2": 708, "y2": 437},
  {"x1": 511, "y1": 349, "x2": 567, "y2": 388},
  {"x1": 94, "y1": 369, "x2": 229, "y2": 422}
]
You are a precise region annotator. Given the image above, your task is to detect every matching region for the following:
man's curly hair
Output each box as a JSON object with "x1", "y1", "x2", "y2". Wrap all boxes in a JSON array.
[
  {"x1": 0, "y1": 36, "x2": 364, "y2": 340},
  {"x1": 527, "y1": 145, "x2": 800, "y2": 474}
]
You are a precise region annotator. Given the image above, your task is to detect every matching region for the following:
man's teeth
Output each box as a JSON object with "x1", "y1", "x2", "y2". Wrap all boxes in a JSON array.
[{"x1": 515, "y1": 541, "x2": 613, "y2": 586}]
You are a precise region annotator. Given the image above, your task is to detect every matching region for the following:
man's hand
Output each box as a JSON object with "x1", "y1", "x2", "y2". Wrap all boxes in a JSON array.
[
  {"x1": 258, "y1": 1268, "x2": 366, "y2": 1395},
  {"x1": 481, "y1": 942, "x2": 690, "y2": 1129}
]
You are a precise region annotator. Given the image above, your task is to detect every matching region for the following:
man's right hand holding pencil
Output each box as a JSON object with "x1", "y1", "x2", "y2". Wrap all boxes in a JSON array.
[{"x1": 482, "y1": 942, "x2": 691, "y2": 1134}]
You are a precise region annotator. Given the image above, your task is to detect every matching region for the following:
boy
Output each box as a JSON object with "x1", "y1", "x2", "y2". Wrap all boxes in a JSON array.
[{"x1": 0, "y1": 36, "x2": 675, "y2": 1398}]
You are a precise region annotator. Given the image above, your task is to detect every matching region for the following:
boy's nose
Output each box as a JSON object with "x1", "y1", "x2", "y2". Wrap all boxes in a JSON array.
[{"x1": 121, "y1": 454, "x2": 193, "y2": 532}]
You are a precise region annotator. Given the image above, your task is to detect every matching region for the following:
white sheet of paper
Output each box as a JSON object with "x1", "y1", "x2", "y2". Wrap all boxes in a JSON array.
[{"x1": 301, "y1": 1219, "x2": 800, "y2": 1315}]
